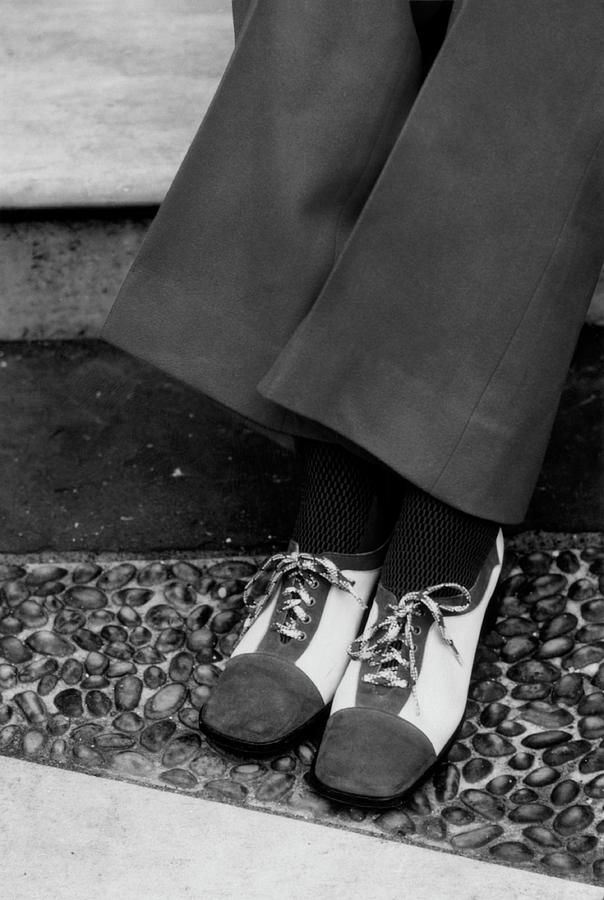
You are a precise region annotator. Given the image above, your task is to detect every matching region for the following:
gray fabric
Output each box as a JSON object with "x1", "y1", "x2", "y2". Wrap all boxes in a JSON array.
[{"x1": 102, "y1": 0, "x2": 604, "y2": 523}]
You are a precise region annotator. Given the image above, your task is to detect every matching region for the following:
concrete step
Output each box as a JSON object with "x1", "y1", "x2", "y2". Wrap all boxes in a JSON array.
[
  {"x1": 2, "y1": 0, "x2": 604, "y2": 339},
  {"x1": 0, "y1": 333, "x2": 601, "y2": 557},
  {"x1": 2, "y1": 0, "x2": 232, "y2": 208}
]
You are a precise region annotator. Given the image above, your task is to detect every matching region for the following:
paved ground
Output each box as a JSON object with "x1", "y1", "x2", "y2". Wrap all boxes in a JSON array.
[
  {"x1": 2, "y1": 539, "x2": 604, "y2": 887},
  {"x1": 0, "y1": 329, "x2": 601, "y2": 556}
]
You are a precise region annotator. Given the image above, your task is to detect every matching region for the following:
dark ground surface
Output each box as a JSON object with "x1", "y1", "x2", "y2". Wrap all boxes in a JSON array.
[{"x1": 0, "y1": 327, "x2": 602, "y2": 555}]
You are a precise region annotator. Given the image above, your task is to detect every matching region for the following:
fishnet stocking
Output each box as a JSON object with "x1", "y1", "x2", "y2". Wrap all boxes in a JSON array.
[
  {"x1": 290, "y1": 439, "x2": 401, "y2": 554},
  {"x1": 380, "y1": 484, "x2": 498, "y2": 595}
]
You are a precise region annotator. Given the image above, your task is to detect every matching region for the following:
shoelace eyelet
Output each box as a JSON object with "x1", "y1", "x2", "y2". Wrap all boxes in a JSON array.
[
  {"x1": 306, "y1": 575, "x2": 319, "y2": 589},
  {"x1": 296, "y1": 633, "x2": 307, "y2": 642}
]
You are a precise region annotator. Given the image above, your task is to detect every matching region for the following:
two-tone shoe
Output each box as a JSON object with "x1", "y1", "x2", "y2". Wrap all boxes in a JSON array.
[
  {"x1": 199, "y1": 538, "x2": 387, "y2": 755},
  {"x1": 309, "y1": 529, "x2": 505, "y2": 806}
]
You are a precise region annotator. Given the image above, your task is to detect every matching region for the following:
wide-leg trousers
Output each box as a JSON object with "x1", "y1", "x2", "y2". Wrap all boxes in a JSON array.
[{"x1": 102, "y1": 0, "x2": 604, "y2": 524}]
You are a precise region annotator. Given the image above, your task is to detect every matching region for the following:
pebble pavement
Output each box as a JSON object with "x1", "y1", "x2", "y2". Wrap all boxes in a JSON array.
[{"x1": 1, "y1": 540, "x2": 604, "y2": 885}]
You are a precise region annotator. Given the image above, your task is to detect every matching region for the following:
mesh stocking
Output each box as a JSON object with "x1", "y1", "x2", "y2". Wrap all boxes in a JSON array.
[
  {"x1": 290, "y1": 439, "x2": 401, "y2": 554},
  {"x1": 380, "y1": 484, "x2": 498, "y2": 596}
]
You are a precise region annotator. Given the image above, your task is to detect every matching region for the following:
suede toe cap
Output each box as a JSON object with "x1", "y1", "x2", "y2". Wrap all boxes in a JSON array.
[
  {"x1": 313, "y1": 708, "x2": 436, "y2": 801},
  {"x1": 200, "y1": 653, "x2": 325, "y2": 748}
]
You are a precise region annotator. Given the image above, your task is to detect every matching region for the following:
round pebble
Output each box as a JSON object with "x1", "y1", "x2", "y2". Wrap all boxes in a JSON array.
[
  {"x1": 117, "y1": 606, "x2": 141, "y2": 628},
  {"x1": 160, "y1": 768, "x2": 198, "y2": 790},
  {"x1": 524, "y1": 767, "x2": 559, "y2": 788},
  {"x1": 508, "y1": 752, "x2": 534, "y2": 771},
  {"x1": 163, "y1": 581, "x2": 198, "y2": 615},
  {"x1": 155, "y1": 628, "x2": 185, "y2": 654},
  {"x1": 450, "y1": 825, "x2": 503, "y2": 850},
  {"x1": 15, "y1": 600, "x2": 48, "y2": 628},
  {"x1": 204, "y1": 779, "x2": 248, "y2": 804},
  {"x1": 479, "y1": 703, "x2": 509, "y2": 728},
  {"x1": 469, "y1": 681, "x2": 506, "y2": 702},
  {"x1": 210, "y1": 611, "x2": 241, "y2": 634},
  {"x1": 552, "y1": 804, "x2": 594, "y2": 836},
  {"x1": 555, "y1": 550, "x2": 580, "y2": 574},
  {"x1": 72, "y1": 629, "x2": 103, "y2": 652},
  {"x1": 145, "y1": 605, "x2": 183, "y2": 630},
  {"x1": 0, "y1": 664, "x2": 17, "y2": 690},
  {"x1": 60, "y1": 658, "x2": 84, "y2": 685},
  {"x1": 38, "y1": 674, "x2": 59, "y2": 696},
  {"x1": 22, "y1": 729, "x2": 46, "y2": 757},
  {"x1": 140, "y1": 720, "x2": 178, "y2": 753},
  {"x1": 14, "y1": 691, "x2": 47, "y2": 724},
  {"x1": 0, "y1": 724, "x2": 21, "y2": 749},
  {"x1": 97, "y1": 563, "x2": 136, "y2": 591},
  {"x1": 112, "y1": 750, "x2": 153, "y2": 776},
  {"x1": 531, "y1": 595, "x2": 566, "y2": 621},
  {"x1": 462, "y1": 758, "x2": 493, "y2": 783},
  {"x1": 521, "y1": 730, "x2": 570, "y2": 750},
  {"x1": 130, "y1": 626, "x2": 152, "y2": 647},
  {"x1": 107, "y1": 660, "x2": 136, "y2": 678},
  {"x1": 25, "y1": 565, "x2": 67, "y2": 587},
  {"x1": 563, "y1": 643, "x2": 604, "y2": 670},
  {"x1": 541, "y1": 852, "x2": 581, "y2": 873},
  {"x1": 374, "y1": 809, "x2": 416, "y2": 835},
  {"x1": 0, "y1": 636, "x2": 32, "y2": 664},
  {"x1": 144, "y1": 683, "x2": 187, "y2": 720},
  {"x1": 26, "y1": 630, "x2": 74, "y2": 657},
  {"x1": 489, "y1": 842, "x2": 533, "y2": 863},
  {"x1": 459, "y1": 790, "x2": 505, "y2": 822},
  {"x1": 551, "y1": 779, "x2": 580, "y2": 805},
  {"x1": 113, "y1": 712, "x2": 144, "y2": 733},
  {"x1": 522, "y1": 826, "x2": 561, "y2": 849},
  {"x1": 551, "y1": 673, "x2": 584, "y2": 704},
  {"x1": 537, "y1": 636, "x2": 575, "y2": 659},
  {"x1": 137, "y1": 563, "x2": 169, "y2": 587},
  {"x1": 208, "y1": 560, "x2": 256, "y2": 581},
  {"x1": 543, "y1": 740, "x2": 590, "y2": 766},
  {"x1": 64, "y1": 586, "x2": 108, "y2": 610},
  {"x1": 161, "y1": 733, "x2": 202, "y2": 767},
  {"x1": 255, "y1": 772, "x2": 295, "y2": 803},
  {"x1": 53, "y1": 609, "x2": 86, "y2": 635},
  {"x1": 486, "y1": 775, "x2": 516, "y2": 796},
  {"x1": 579, "y1": 747, "x2": 604, "y2": 774},
  {"x1": 0, "y1": 616, "x2": 22, "y2": 635},
  {"x1": 567, "y1": 834, "x2": 597, "y2": 854},
  {"x1": 85, "y1": 691, "x2": 112, "y2": 717},
  {"x1": 441, "y1": 807, "x2": 474, "y2": 826},
  {"x1": 186, "y1": 606, "x2": 212, "y2": 631},
  {"x1": 2, "y1": 581, "x2": 30, "y2": 606},
  {"x1": 507, "y1": 660, "x2": 559, "y2": 684},
  {"x1": 115, "y1": 588, "x2": 154, "y2": 607},
  {"x1": 169, "y1": 652, "x2": 194, "y2": 683},
  {"x1": 178, "y1": 708, "x2": 199, "y2": 730},
  {"x1": 517, "y1": 702, "x2": 573, "y2": 729},
  {"x1": 584, "y1": 773, "x2": 604, "y2": 799},
  {"x1": 581, "y1": 598, "x2": 604, "y2": 622},
  {"x1": 94, "y1": 732, "x2": 136, "y2": 751},
  {"x1": 54, "y1": 689, "x2": 83, "y2": 717},
  {"x1": 72, "y1": 563, "x2": 102, "y2": 584},
  {"x1": 114, "y1": 675, "x2": 143, "y2": 711},
  {"x1": 143, "y1": 666, "x2": 166, "y2": 690},
  {"x1": 500, "y1": 635, "x2": 537, "y2": 663},
  {"x1": 433, "y1": 764, "x2": 460, "y2": 801},
  {"x1": 472, "y1": 733, "x2": 514, "y2": 757},
  {"x1": 171, "y1": 561, "x2": 204, "y2": 590}
]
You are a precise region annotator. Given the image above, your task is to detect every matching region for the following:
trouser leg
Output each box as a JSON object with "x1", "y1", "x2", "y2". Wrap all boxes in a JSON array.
[
  {"x1": 259, "y1": 0, "x2": 604, "y2": 523},
  {"x1": 102, "y1": 0, "x2": 424, "y2": 437}
]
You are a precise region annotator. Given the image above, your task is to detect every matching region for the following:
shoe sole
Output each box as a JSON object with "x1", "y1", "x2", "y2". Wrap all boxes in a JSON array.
[
  {"x1": 199, "y1": 703, "x2": 331, "y2": 758},
  {"x1": 307, "y1": 730, "x2": 459, "y2": 809}
]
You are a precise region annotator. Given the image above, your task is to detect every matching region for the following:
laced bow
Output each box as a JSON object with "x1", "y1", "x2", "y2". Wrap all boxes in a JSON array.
[
  {"x1": 242, "y1": 548, "x2": 367, "y2": 641},
  {"x1": 348, "y1": 582, "x2": 472, "y2": 712}
]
